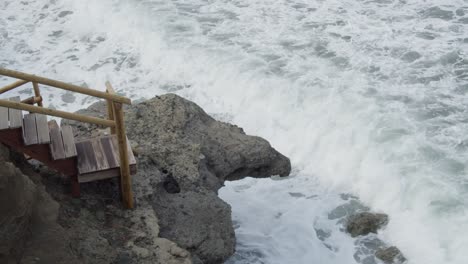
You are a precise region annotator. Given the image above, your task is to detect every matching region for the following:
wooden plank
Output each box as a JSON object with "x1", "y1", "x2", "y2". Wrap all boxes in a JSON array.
[
  {"x1": 78, "y1": 168, "x2": 120, "y2": 183},
  {"x1": 8, "y1": 96, "x2": 22, "y2": 128},
  {"x1": 36, "y1": 114, "x2": 50, "y2": 144},
  {"x1": 76, "y1": 140, "x2": 97, "y2": 174},
  {"x1": 0, "y1": 68, "x2": 131, "y2": 105},
  {"x1": 90, "y1": 137, "x2": 110, "y2": 171},
  {"x1": 78, "y1": 164, "x2": 137, "y2": 183},
  {"x1": 100, "y1": 136, "x2": 119, "y2": 168},
  {"x1": 48, "y1": 120, "x2": 66, "y2": 160},
  {"x1": 61, "y1": 125, "x2": 77, "y2": 158},
  {"x1": 0, "y1": 105, "x2": 8, "y2": 130},
  {"x1": 23, "y1": 114, "x2": 38, "y2": 145},
  {"x1": 110, "y1": 136, "x2": 137, "y2": 166}
]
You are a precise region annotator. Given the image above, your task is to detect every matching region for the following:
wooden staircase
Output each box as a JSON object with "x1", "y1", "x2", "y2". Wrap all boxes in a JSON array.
[
  {"x1": 0, "y1": 68, "x2": 136, "y2": 208},
  {"x1": 0, "y1": 97, "x2": 137, "y2": 199}
]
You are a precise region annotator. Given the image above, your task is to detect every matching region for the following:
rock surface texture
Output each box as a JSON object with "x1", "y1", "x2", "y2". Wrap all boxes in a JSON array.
[
  {"x1": 346, "y1": 212, "x2": 389, "y2": 237},
  {"x1": 345, "y1": 212, "x2": 406, "y2": 263},
  {"x1": 375, "y1": 246, "x2": 406, "y2": 264},
  {"x1": 66, "y1": 94, "x2": 291, "y2": 264},
  {"x1": 0, "y1": 145, "x2": 79, "y2": 264},
  {"x1": 0, "y1": 94, "x2": 291, "y2": 264}
]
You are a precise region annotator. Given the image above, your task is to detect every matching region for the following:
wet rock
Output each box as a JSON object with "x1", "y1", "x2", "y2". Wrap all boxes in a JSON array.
[
  {"x1": 401, "y1": 51, "x2": 421, "y2": 62},
  {"x1": 375, "y1": 246, "x2": 406, "y2": 264},
  {"x1": 328, "y1": 199, "x2": 369, "y2": 220},
  {"x1": 346, "y1": 212, "x2": 389, "y2": 237}
]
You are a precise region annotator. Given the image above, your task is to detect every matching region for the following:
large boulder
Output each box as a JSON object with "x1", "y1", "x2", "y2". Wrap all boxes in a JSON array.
[
  {"x1": 70, "y1": 94, "x2": 291, "y2": 192},
  {"x1": 65, "y1": 94, "x2": 292, "y2": 263}
]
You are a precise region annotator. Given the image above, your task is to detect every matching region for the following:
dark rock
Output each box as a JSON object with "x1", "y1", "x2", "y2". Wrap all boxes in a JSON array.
[
  {"x1": 114, "y1": 252, "x2": 133, "y2": 264},
  {"x1": 153, "y1": 189, "x2": 235, "y2": 264},
  {"x1": 163, "y1": 174, "x2": 181, "y2": 194},
  {"x1": 375, "y1": 246, "x2": 406, "y2": 264},
  {"x1": 401, "y1": 51, "x2": 421, "y2": 62},
  {"x1": 0, "y1": 145, "x2": 79, "y2": 264},
  {"x1": 346, "y1": 212, "x2": 389, "y2": 237},
  {"x1": 0, "y1": 157, "x2": 36, "y2": 261}
]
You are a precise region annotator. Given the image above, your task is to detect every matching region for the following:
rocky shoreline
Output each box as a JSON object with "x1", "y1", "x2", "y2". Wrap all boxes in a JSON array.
[
  {"x1": 0, "y1": 94, "x2": 405, "y2": 264},
  {"x1": 0, "y1": 94, "x2": 291, "y2": 264},
  {"x1": 345, "y1": 211, "x2": 406, "y2": 264}
]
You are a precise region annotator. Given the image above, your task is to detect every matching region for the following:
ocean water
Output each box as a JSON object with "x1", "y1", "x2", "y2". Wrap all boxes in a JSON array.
[{"x1": 1, "y1": 0, "x2": 467, "y2": 263}]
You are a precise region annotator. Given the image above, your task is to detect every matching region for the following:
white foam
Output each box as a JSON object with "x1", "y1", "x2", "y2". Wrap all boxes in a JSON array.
[{"x1": 1, "y1": 0, "x2": 467, "y2": 263}]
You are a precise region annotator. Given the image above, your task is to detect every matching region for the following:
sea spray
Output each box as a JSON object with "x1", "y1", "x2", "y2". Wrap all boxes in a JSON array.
[{"x1": 1, "y1": 0, "x2": 467, "y2": 263}]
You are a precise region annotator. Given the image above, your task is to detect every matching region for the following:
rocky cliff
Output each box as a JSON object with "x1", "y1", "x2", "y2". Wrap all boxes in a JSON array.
[{"x1": 0, "y1": 94, "x2": 291, "y2": 264}]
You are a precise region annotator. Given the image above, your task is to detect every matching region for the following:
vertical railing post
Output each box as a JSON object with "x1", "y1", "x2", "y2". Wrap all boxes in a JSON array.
[
  {"x1": 32, "y1": 82, "x2": 43, "y2": 107},
  {"x1": 105, "y1": 82, "x2": 116, "y2": 135},
  {"x1": 113, "y1": 101, "x2": 133, "y2": 209}
]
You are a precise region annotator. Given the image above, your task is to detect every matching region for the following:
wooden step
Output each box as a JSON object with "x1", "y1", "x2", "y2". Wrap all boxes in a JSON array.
[
  {"x1": 48, "y1": 120, "x2": 77, "y2": 160},
  {"x1": 23, "y1": 113, "x2": 51, "y2": 146},
  {"x1": 23, "y1": 114, "x2": 38, "y2": 145},
  {"x1": 48, "y1": 120, "x2": 66, "y2": 160},
  {"x1": 61, "y1": 125, "x2": 77, "y2": 158},
  {"x1": 36, "y1": 114, "x2": 50, "y2": 144},
  {"x1": 0, "y1": 97, "x2": 31, "y2": 131},
  {"x1": 8, "y1": 96, "x2": 23, "y2": 129},
  {"x1": 76, "y1": 135, "x2": 136, "y2": 183},
  {"x1": 0, "y1": 104, "x2": 8, "y2": 130}
]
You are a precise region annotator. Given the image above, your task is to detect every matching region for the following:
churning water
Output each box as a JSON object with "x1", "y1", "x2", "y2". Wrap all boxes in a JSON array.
[{"x1": 1, "y1": 0, "x2": 467, "y2": 263}]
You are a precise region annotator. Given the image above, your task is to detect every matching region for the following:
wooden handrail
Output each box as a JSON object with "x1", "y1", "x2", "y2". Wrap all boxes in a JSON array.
[
  {"x1": 0, "y1": 68, "x2": 131, "y2": 105},
  {"x1": 0, "y1": 99, "x2": 116, "y2": 127},
  {"x1": 21, "y1": 96, "x2": 42, "y2": 105},
  {"x1": 0, "y1": 80, "x2": 29, "y2": 94}
]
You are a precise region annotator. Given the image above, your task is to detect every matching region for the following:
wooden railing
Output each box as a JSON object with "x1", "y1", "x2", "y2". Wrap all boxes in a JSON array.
[{"x1": 0, "y1": 68, "x2": 134, "y2": 209}]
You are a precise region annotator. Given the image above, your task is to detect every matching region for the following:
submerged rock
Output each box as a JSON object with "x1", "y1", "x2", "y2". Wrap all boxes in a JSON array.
[
  {"x1": 375, "y1": 246, "x2": 406, "y2": 264},
  {"x1": 346, "y1": 212, "x2": 389, "y2": 237}
]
